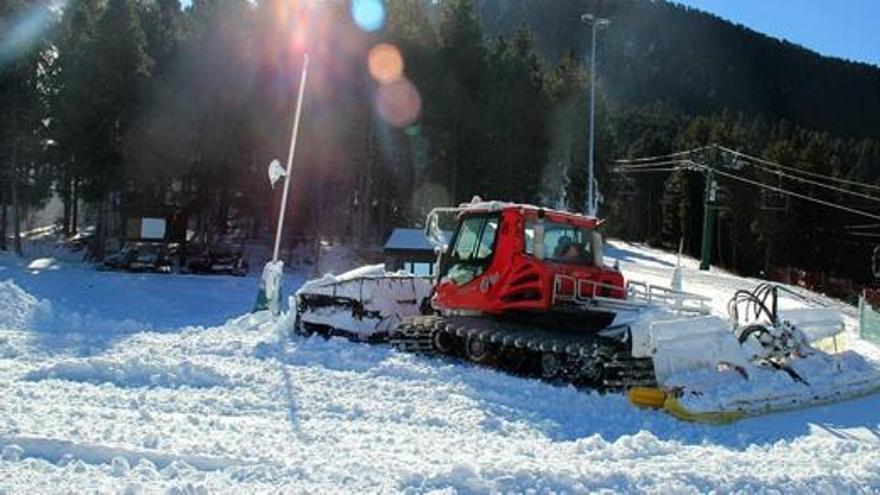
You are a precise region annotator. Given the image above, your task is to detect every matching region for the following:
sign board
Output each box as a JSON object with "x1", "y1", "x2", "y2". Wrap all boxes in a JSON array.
[
  {"x1": 141, "y1": 217, "x2": 167, "y2": 240},
  {"x1": 126, "y1": 217, "x2": 168, "y2": 240}
]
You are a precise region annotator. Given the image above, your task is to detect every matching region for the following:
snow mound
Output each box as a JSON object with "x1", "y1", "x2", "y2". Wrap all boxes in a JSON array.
[
  {"x1": 297, "y1": 263, "x2": 405, "y2": 292},
  {"x1": 1, "y1": 445, "x2": 24, "y2": 462},
  {"x1": 25, "y1": 356, "x2": 229, "y2": 389},
  {"x1": 0, "y1": 279, "x2": 146, "y2": 338},
  {"x1": 29, "y1": 303, "x2": 149, "y2": 335},
  {"x1": 0, "y1": 336, "x2": 21, "y2": 359},
  {"x1": 0, "y1": 279, "x2": 41, "y2": 331},
  {"x1": 25, "y1": 258, "x2": 62, "y2": 272}
]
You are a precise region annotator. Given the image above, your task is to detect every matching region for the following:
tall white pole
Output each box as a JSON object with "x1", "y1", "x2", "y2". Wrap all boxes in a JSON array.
[
  {"x1": 587, "y1": 20, "x2": 597, "y2": 217},
  {"x1": 272, "y1": 53, "x2": 310, "y2": 262}
]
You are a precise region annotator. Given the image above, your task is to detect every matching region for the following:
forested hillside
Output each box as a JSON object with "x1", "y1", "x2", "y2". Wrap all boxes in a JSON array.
[
  {"x1": 480, "y1": 0, "x2": 880, "y2": 139},
  {"x1": 1, "y1": 0, "x2": 879, "y2": 281}
]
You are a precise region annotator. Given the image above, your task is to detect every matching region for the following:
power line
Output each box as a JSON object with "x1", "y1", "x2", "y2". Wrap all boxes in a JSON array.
[
  {"x1": 614, "y1": 147, "x2": 709, "y2": 164},
  {"x1": 613, "y1": 167, "x2": 682, "y2": 173},
  {"x1": 683, "y1": 160, "x2": 880, "y2": 222},
  {"x1": 617, "y1": 158, "x2": 880, "y2": 222},
  {"x1": 613, "y1": 158, "x2": 691, "y2": 169},
  {"x1": 618, "y1": 145, "x2": 880, "y2": 204},
  {"x1": 620, "y1": 144, "x2": 880, "y2": 195},
  {"x1": 736, "y1": 157, "x2": 880, "y2": 204},
  {"x1": 615, "y1": 146, "x2": 880, "y2": 222},
  {"x1": 717, "y1": 145, "x2": 880, "y2": 192}
]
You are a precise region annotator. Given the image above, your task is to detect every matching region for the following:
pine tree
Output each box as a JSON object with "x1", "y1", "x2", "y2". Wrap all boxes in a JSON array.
[
  {"x1": 385, "y1": 0, "x2": 442, "y2": 224},
  {"x1": 482, "y1": 27, "x2": 547, "y2": 203},
  {"x1": 0, "y1": 0, "x2": 54, "y2": 255},
  {"x1": 140, "y1": 0, "x2": 184, "y2": 78},
  {"x1": 541, "y1": 53, "x2": 588, "y2": 213},
  {"x1": 436, "y1": 0, "x2": 487, "y2": 203},
  {"x1": 87, "y1": 0, "x2": 152, "y2": 258},
  {"x1": 51, "y1": 0, "x2": 104, "y2": 237}
]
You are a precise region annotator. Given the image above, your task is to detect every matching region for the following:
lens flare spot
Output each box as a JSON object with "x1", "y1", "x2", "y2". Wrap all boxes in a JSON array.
[
  {"x1": 405, "y1": 124, "x2": 420, "y2": 137},
  {"x1": 368, "y1": 43, "x2": 404, "y2": 85},
  {"x1": 376, "y1": 78, "x2": 422, "y2": 128},
  {"x1": 352, "y1": 0, "x2": 385, "y2": 32},
  {"x1": 0, "y1": 2, "x2": 56, "y2": 67}
]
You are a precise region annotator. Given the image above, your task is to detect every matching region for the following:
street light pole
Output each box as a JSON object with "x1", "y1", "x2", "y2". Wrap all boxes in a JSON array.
[{"x1": 581, "y1": 13, "x2": 609, "y2": 217}]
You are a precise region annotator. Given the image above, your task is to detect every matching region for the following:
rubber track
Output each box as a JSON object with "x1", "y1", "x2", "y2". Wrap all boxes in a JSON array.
[{"x1": 390, "y1": 315, "x2": 655, "y2": 390}]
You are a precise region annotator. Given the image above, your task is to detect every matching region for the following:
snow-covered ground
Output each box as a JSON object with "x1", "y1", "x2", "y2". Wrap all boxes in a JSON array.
[{"x1": 1, "y1": 243, "x2": 880, "y2": 493}]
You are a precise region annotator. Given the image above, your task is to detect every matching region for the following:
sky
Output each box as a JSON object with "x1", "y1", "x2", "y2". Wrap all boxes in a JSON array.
[{"x1": 672, "y1": 0, "x2": 880, "y2": 67}]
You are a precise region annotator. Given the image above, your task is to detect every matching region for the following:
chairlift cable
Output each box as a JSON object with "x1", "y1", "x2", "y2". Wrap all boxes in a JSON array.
[
  {"x1": 723, "y1": 154, "x2": 880, "y2": 204},
  {"x1": 614, "y1": 167, "x2": 684, "y2": 174},
  {"x1": 683, "y1": 160, "x2": 880, "y2": 222},
  {"x1": 614, "y1": 146, "x2": 710, "y2": 164},
  {"x1": 717, "y1": 145, "x2": 880, "y2": 192}
]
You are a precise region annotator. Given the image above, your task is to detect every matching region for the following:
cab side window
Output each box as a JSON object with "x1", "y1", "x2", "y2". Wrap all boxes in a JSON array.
[{"x1": 524, "y1": 221, "x2": 594, "y2": 265}]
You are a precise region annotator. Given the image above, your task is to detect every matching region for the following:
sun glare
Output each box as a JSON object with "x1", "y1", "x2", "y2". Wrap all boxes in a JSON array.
[
  {"x1": 367, "y1": 41, "x2": 422, "y2": 128},
  {"x1": 0, "y1": 1, "x2": 60, "y2": 67},
  {"x1": 376, "y1": 78, "x2": 421, "y2": 128},
  {"x1": 367, "y1": 43, "x2": 404, "y2": 85}
]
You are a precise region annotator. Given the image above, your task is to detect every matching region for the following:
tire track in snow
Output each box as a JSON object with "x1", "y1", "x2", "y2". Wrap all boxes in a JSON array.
[{"x1": 0, "y1": 434, "x2": 272, "y2": 472}]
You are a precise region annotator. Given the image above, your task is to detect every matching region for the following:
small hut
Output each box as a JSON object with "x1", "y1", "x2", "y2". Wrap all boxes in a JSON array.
[{"x1": 383, "y1": 228, "x2": 443, "y2": 275}]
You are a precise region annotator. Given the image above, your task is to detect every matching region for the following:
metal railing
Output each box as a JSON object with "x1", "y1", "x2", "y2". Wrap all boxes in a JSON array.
[{"x1": 552, "y1": 274, "x2": 711, "y2": 315}]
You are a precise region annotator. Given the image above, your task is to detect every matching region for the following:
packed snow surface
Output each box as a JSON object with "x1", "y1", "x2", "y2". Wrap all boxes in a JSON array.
[{"x1": 1, "y1": 242, "x2": 880, "y2": 492}]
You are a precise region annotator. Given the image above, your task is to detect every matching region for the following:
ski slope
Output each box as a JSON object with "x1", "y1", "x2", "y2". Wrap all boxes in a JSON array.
[{"x1": 1, "y1": 243, "x2": 880, "y2": 493}]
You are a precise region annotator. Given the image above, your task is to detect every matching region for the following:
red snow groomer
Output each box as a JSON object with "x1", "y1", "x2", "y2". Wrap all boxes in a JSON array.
[
  {"x1": 431, "y1": 203, "x2": 627, "y2": 319},
  {"x1": 296, "y1": 199, "x2": 709, "y2": 389},
  {"x1": 296, "y1": 200, "x2": 880, "y2": 419}
]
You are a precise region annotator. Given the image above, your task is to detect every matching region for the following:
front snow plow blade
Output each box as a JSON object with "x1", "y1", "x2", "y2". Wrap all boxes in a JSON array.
[
  {"x1": 660, "y1": 395, "x2": 745, "y2": 424},
  {"x1": 660, "y1": 352, "x2": 880, "y2": 423},
  {"x1": 629, "y1": 364, "x2": 880, "y2": 425},
  {"x1": 625, "y1": 283, "x2": 880, "y2": 424},
  {"x1": 635, "y1": 367, "x2": 880, "y2": 425},
  {"x1": 627, "y1": 387, "x2": 744, "y2": 424},
  {"x1": 627, "y1": 387, "x2": 667, "y2": 409}
]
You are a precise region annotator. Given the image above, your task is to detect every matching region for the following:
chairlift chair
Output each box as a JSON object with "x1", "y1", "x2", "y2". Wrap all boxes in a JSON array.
[{"x1": 760, "y1": 172, "x2": 789, "y2": 211}]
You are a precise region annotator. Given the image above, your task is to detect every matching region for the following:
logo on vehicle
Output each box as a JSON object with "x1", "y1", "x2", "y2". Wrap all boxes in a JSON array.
[{"x1": 480, "y1": 273, "x2": 500, "y2": 293}]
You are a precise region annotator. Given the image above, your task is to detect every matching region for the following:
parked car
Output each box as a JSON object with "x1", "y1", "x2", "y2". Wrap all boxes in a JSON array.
[
  {"x1": 103, "y1": 242, "x2": 176, "y2": 273},
  {"x1": 184, "y1": 241, "x2": 248, "y2": 276}
]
